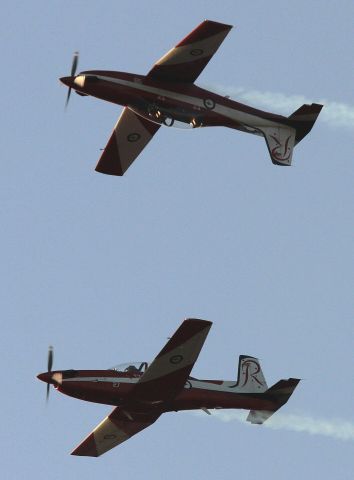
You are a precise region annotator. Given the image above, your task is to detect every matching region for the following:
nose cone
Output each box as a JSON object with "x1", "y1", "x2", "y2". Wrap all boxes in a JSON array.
[
  {"x1": 60, "y1": 76, "x2": 75, "y2": 88},
  {"x1": 37, "y1": 372, "x2": 52, "y2": 383}
]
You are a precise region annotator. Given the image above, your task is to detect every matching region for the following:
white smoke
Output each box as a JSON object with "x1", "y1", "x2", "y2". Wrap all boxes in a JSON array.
[
  {"x1": 193, "y1": 410, "x2": 354, "y2": 442},
  {"x1": 201, "y1": 84, "x2": 354, "y2": 130}
]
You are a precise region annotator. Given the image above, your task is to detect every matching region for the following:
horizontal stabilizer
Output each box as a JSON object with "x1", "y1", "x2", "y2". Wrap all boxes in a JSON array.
[
  {"x1": 246, "y1": 409, "x2": 275, "y2": 424},
  {"x1": 288, "y1": 103, "x2": 323, "y2": 144},
  {"x1": 266, "y1": 377, "x2": 300, "y2": 402},
  {"x1": 246, "y1": 378, "x2": 300, "y2": 425}
]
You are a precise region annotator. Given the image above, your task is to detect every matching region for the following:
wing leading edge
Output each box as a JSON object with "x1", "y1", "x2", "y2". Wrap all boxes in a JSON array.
[
  {"x1": 71, "y1": 319, "x2": 212, "y2": 457},
  {"x1": 148, "y1": 20, "x2": 233, "y2": 83},
  {"x1": 132, "y1": 318, "x2": 212, "y2": 402}
]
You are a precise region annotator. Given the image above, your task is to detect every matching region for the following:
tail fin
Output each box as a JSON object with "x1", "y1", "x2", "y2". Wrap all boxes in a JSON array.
[
  {"x1": 247, "y1": 378, "x2": 300, "y2": 424},
  {"x1": 259, "y1": 103, "x2": 322, "y2": 166},
  {"x1": 232, "y1": 355, "x2": 268, "y2": 393},
  {"x1": 260, "y1": 126, "x2": 296, "y2": 166},
  {"x1": 288, "y1": 103, "x2": 323, "y2": 144}
]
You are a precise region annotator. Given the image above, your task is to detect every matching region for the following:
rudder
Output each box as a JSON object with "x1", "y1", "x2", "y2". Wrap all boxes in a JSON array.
[{"x1": 260, "y1": 126, "x2": 296, "y2": 166}]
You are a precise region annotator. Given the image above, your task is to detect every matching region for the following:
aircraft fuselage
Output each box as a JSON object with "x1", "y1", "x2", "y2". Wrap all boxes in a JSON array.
[
  {"x1": 61, "y1": 71, "x2": 290, "y2": 136},
  {"x1": 39, "y1": 369, "x2": 277, "y2": 414}
]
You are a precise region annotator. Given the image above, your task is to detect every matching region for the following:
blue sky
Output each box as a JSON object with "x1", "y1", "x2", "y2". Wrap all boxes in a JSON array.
[{"x1": 1, "y1": 1, "x2": 353, "y2": 479}]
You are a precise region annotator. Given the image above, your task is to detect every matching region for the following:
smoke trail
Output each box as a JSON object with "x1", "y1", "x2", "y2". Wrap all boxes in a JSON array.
[
  {"x1": 194, "y1": 410, "x2": 354, "y2": 442},
  {"x1": 201, "y1": 84, "x2": 354, "y2": 130}
]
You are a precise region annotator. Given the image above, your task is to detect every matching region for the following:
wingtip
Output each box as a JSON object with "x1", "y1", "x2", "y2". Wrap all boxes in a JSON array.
[
  {"x1": 94, "y1": 166, "x2": 124, "y2": 176},
  {"x1": 70, "y1": 433, "x2": 99, "y2": 457},
  {"x1": 311, "y1": 103, "x2": 324, "y2": 113},
  {"x1": 183, "y1": 318, "x2": 213, "y2": 328},
  {"x1": 203, "y1": 19, "x2": 233, "y2": 29}
]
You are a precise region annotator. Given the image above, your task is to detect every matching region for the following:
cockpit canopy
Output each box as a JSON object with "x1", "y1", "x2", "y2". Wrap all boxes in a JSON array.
[{"x1": 109, "y1": 361, "x2": 149, "y2": 373}]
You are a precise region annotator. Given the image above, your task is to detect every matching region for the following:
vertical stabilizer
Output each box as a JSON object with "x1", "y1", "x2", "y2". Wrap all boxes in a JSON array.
[
  {"x1": 258, "y1": 103, "x2": 322, "y2": 166},
  {"x1": 260, "y1": 126, "x2": 296, "y2": 166},
  {"x1": 232, "y1": 355, "x2": 268, "y2": 393}
]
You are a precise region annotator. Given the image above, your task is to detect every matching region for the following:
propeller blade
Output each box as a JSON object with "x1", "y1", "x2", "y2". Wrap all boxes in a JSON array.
[
  {"x1": 46, "y1": 346, "x2": 54, "y2": 403},
  {"x1": 71, "y1": 51, "x2": 79, "y2": 77},
  {"x1": 65, "y1": 51, "x2": 79, "y2": 109},
  {"x1": 46, "y1": 383, "x2": 50, "y2": 403},
  {"x1": 47, "y1": 345, "x2": 53, "y2": 372},
  {"x1": 65, "y1": 88, "x2": 72, "y2": 109}
]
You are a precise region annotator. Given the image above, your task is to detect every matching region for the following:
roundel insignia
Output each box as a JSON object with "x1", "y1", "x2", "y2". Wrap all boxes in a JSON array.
[
  {"x1": 190, "y1": 48, "x2": 203, "y2": 56},
  {"x1": 163, "y1": 117, "x2": 174, "y2": 127},
  {"x1": 127, "y1": 132, "x2": 141, "y2": 142},
  {"x1": 204, "y1": 98, "x2": 215, "y2": 110},
  {"x1": 104, "y1": 434, "x2": 117, "y2": 440},
  {"x1": 169, "y1": 354, "x2": 183, "y2": 364}
]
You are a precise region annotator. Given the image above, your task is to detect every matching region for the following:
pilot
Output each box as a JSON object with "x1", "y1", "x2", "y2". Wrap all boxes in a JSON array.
[{"x1": 125, "y1": 365, "x2": 139, "y2": 373}]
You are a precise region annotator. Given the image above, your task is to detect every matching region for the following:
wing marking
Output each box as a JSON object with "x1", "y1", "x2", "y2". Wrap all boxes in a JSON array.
[
  {"x1": 132, "y1": 319, "x2": 212, "y2": 402},
  {"x1": 148, "y1": 20, "x2": 232, "y2": 83},
  {"x1": 95, "y1": 107, "x2": 160, "y2": 176},
  {"x1": 71, "y1": 408, "x2": 160, "y2": 457},
  {"x1": 71, "y1": 320, "x2": 212, "y2": 456}
]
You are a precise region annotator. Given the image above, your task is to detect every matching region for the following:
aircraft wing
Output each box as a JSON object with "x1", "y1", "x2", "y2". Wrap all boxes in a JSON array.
[
  {"x1": 147, "y1": 20, "x2": 232, "y2": 83},
  {"x1": 132, "y1": 319, "x2": 212, "y2": 402},
  {"x1": 71, "y1": 408, "x2": 161, "y2": 457},
  {"x1": 95, "y1": 107, "x2": 160, "y2": 176}
]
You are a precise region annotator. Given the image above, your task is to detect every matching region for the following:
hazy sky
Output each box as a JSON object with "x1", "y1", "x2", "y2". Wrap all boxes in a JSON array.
[{"x1": 1, "y1": 1, "x2": 353, "y2": 479}]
